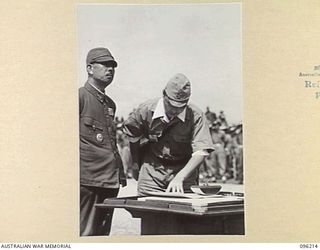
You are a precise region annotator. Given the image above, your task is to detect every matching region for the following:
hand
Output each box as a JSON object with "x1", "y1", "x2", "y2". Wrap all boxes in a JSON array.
[{"x1": 166, "y1": 176, "x2": 184, "y2": 193}]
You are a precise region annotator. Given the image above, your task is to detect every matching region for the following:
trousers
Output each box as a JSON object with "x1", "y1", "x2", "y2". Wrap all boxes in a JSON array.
[
  {"x1": 137, "y1": 157, "x2": 197, "y2": 196},
  {"x1": 80, "y1": 185, "x2": 119, "y2": 236}
]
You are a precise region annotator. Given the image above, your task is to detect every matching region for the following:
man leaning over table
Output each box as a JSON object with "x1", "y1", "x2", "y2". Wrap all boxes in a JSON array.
[{"x1": 123, "y1": 73, "x2": 214, "y2": 195}]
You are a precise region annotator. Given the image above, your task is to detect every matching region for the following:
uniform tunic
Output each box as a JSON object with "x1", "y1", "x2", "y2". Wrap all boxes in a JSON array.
[
  {"x1": 123, "y1": 98, "x2": 214, "y2": 195},
  {"x1": 79, "y1": 82, "x2": 126, "y2": 236},
  {"x1": 79, "y1": 82, "x2": 126, "y2": 188}
]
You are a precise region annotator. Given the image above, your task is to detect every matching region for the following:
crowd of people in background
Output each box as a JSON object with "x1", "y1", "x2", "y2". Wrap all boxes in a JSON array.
[
  {"x1": 115, "y1": 107, "x2": 243, "y2": 185},
  {"x1": 202, "y1": 107, "x2": 243, "y2": 184}
]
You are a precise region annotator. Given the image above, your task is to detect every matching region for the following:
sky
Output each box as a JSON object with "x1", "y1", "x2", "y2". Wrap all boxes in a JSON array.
[{"x1": 77, "y1": 4, "x2": 242, "y2": 124}]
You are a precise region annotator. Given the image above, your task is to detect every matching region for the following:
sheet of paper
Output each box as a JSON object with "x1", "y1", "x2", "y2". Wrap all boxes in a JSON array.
[{"x1": 139, "y1": 195, "x2": 243, "y2": 207}]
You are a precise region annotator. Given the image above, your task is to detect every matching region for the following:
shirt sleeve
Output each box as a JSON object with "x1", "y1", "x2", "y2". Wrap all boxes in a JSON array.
[
  {"x1": 191, "y1": 107, "x2": 215, "y2": 153},
  {"x1": 192, "y1": 149, "x2": 210, "y2": 157},
  {"x1": 122, "y1": 104, "x2": 148, "y2": 143}
]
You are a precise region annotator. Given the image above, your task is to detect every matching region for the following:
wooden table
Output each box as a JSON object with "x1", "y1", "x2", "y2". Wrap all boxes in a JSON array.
[{"x1": 96, "y1": 192, "x2": 245, "y2": 235}]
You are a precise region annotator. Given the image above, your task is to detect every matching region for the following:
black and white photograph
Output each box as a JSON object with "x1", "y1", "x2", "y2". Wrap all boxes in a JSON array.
[
  {"x1": 2, "y1": 0, "x2": 320, "y2": 246},
  {"x1": 77, "y1": 3, "x2": 243, "y2": 236}
]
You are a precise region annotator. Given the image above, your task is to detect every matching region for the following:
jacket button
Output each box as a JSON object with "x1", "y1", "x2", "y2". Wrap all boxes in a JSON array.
[{"x1": 96, "y1": 133, "x2": 103, "y2": 142}]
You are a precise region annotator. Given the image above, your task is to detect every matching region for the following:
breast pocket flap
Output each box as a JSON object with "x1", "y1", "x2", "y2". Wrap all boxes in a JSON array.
[{"x1": 83, "y1": 117, "x2": 104, "y2": 131}]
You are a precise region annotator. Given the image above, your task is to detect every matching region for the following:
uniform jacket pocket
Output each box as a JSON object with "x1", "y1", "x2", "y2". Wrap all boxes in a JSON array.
[
  {"x1": 80, "y1": 116, "x2": 106, "y2": 145},
  {"x1": 83, "y1": 117, "x2": 104, "y2": 131}
]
